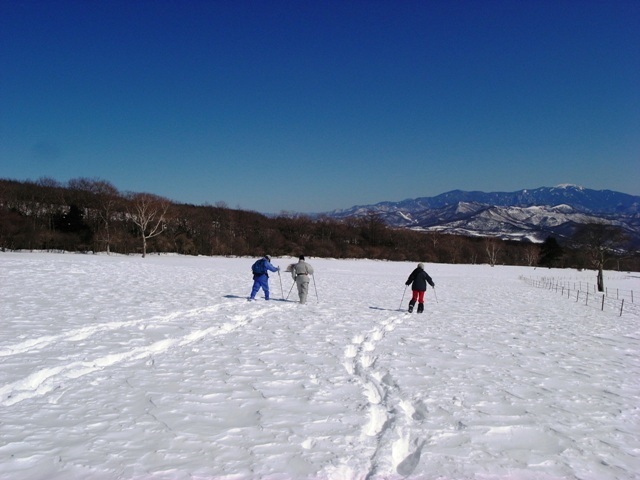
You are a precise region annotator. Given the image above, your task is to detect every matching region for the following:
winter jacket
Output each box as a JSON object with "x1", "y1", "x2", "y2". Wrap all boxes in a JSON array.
[
  {"x1": 253, "y1": 258, "x2": 279, "y2": 279},
  {"x1": 405, "y1": 267, "x2": 434, "y2": 291},
  {"x1": 292, "y1": 260, "x2": 314, "y2": 282}
]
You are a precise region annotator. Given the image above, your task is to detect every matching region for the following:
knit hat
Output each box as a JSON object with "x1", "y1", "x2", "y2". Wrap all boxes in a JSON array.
[
  {"x1": 299, "y1": 255, "x2": 305, "y2": 260},
  {"x1": 264, "y1": 255, "x2": 271, "y2": 261},
  {"x1": 418, "y1": 263, "x2": 424, "y2": 269}
]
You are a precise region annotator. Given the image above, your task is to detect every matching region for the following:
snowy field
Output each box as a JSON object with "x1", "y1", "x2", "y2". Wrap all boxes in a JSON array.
[{"x1": 1, "y1": 252, "x2": 639, "y2": 480}]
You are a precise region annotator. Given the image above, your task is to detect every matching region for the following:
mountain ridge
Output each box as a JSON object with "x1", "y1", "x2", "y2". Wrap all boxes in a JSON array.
[{"x1": 326, "y1": 185, "x2": 640, "y2": 245}]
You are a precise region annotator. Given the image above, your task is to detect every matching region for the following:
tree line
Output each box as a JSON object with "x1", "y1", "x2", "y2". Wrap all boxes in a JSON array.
[{"x1": 1, "y1": 177, "x2": 638, "y2": 273}]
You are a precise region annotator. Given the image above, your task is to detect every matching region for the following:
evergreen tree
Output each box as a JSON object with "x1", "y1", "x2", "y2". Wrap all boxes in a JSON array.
[{"x1": 539, "y1": 236, "x2": 563, "y2": 267}]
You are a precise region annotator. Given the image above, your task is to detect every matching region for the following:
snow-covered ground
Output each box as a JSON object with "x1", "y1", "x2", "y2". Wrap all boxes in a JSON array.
[{"x1": 1, "y1": 252, "x2": 639, "y2": 480}]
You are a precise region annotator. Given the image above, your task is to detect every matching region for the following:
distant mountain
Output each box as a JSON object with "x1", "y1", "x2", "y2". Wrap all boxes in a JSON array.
[{"x1": 327, "y1": 185, "x2": 640, "y2": 245}]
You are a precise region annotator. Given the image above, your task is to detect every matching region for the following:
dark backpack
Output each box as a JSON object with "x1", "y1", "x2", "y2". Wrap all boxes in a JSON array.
[{"x1": 251, "y1": 258, "x2": 267, "y2": 275}]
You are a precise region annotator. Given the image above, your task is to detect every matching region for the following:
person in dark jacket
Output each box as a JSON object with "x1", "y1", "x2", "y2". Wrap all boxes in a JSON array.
[
  {"x1": 249, "y1": 255, "x2": 280, "y2": 300},
  {"x1": 405, "y1": 263, "x2": 435, "y2": 313}
]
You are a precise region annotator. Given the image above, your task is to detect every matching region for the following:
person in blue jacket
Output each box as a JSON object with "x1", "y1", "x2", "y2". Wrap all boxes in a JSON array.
[{"x1": 249, "y1": 255, "x2": 280, "y2": 300}]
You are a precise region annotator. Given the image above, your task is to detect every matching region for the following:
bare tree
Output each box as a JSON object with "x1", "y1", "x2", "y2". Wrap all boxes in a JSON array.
[
  {"x1": 359, "y1": 212, "x2": 387, "y2": 247},
  {"x1": 523, "y1": 243, "x2": 541, "y2": 266},
  {"x1": 573, "y1": 222, "x2": 627, "y2": 292},
  {"x1": 484, "y1": 237, "x2": 502, "y2": 266},
  {"x1": 127, "y1": 193, "x2": 170, "y2": 257},
  {"x1": 427, "y1": 232, "x2": 440, "y2": 249},
  {"x1": 35, "y1": 176, "x2": 65, "y2": 234},
  {"x1": 67, "y1": 178, "x2": 121, "y2": 253},
  {"x1": 447, "y1": 234, "x2": 465, "y2": 263},
  {"x1": 92, "y1": 180, "x2": 121, "y2": 254}
]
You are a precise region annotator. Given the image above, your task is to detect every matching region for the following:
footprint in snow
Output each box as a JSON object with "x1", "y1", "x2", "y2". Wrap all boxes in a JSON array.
[
  {"x1": 363, "y1": 404, "x2": 388, "y2": 437},
  {"x1": 396, "y1": 440, "x2": 426, "y2": 477},
  {"x1": 380, "y1": 372, "x2": 398, "y2": 388},
  {"x1": 410, "y1": 400, "x2": 428, "y2": 421},
  {"x1": 360, "y1": 354, "x2": 376, "y2": 368},
  {"x1": 343, "y1": 359, "x2": 355, "y2": 375},
  {"x1": 363, "y1": 341, "x2": 376, "y2": 352},
  {"x1": 344, "y1": 344, "x2": 358, "y2": 359}
]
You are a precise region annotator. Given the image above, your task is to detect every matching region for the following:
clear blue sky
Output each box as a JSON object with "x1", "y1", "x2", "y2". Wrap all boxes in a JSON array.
[{"x1": 1, "y1": 0, "x2": 639, "y2": 213}]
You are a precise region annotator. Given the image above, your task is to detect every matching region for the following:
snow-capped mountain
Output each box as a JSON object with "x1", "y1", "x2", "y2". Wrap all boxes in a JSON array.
[{"x1": 327, "y1": 185, "x2": 640, "y2": 244}]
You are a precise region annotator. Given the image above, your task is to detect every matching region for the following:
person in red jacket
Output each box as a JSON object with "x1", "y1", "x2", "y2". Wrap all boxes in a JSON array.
[{"x1": 405, "y1": 263, "x2": 435, "y2": 313}]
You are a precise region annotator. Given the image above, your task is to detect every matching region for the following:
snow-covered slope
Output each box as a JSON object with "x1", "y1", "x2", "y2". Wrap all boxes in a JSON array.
[
  {"x1": 412, "y1": 203, "x2": 622, "y2": 242},
  {"x1": 1, "y1": 252, "x2": 639, "y2": 479},
  {"x1": 328, "y1": 186, "x2": 640, "y2": 244}
]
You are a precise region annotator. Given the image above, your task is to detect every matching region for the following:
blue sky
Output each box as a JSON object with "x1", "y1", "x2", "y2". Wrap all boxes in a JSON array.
[{"x1": 1, "y1": 0, "x2": 639, "y2": 213}]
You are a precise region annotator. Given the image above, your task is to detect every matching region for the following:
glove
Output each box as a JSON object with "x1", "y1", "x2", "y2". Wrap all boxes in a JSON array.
[{"x1": 405, "y1": 281, "x2": 410, "y2": 286}]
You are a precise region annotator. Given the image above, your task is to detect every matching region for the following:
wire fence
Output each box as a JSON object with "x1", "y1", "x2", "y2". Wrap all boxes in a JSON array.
[{"x1": 520, "y1": 276, "x2": 640, "y2": 318}]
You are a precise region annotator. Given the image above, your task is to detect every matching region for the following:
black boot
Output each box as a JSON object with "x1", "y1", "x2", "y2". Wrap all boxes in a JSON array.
[
  {"x1": 417, "y1": 303, "x2": 424, "y2": 313},
  {"x1": 408, "y1": 299, "x2": 416, "y2": 313}
]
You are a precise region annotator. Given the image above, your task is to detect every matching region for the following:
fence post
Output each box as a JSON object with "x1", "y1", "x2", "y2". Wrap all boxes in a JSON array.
[
  {"x1": 620, "y1": 299, "x2": 624, "y2": 317},
  {"x1": 601, "y1": 295, "x2": 605, "y2": 311}
]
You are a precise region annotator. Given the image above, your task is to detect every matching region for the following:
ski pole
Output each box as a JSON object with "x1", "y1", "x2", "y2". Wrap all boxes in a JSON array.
[
  {"x1": 286, "y1": 281, "x2": 295, "y2": 300},
  {"x1": 312, "y1": 274, "x2": 319, "y2": 303},
  {"x1": 399, "y1": 284, "x2": 407, "y2": 310},
  {"x1": 432, "y1": 285, "x2": 438, "y2": 304},
  {"x1": 278, "y1": 270, "x2": 284, "y2": 300}
]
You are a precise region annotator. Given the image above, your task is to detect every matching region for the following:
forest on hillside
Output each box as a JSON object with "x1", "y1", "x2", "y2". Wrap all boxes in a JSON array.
[{"x1": 1, "y1": 178, "x2": 638, "y2": 272}]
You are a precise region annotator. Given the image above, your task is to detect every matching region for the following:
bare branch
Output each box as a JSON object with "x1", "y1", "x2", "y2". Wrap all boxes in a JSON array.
[{"x1": 127, "y1": 193, "x2": 171, "y2": 257}]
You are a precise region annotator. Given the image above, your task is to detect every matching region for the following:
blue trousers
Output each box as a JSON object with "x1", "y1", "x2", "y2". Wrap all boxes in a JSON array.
[{"x1": 250, "y1": 275, "x2": 270, "y2": 299}]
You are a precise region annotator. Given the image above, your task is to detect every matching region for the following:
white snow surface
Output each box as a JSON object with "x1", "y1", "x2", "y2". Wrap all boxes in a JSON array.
[{"x1": 1, "y1": 252, "x2": 639, "y2": 480}]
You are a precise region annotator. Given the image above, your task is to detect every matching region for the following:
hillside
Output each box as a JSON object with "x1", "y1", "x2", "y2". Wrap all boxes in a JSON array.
[{"x1": 327, "y1": 185, "x2": 640, "y2": 244}]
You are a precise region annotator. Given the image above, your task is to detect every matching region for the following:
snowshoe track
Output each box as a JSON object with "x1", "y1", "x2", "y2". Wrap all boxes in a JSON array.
[
  {"x1": 337, "y1": 314, "x2": 429, "y2": 478},
  {"x1": 0, "y1": 299, "x2": 280, "y2": 406}
]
